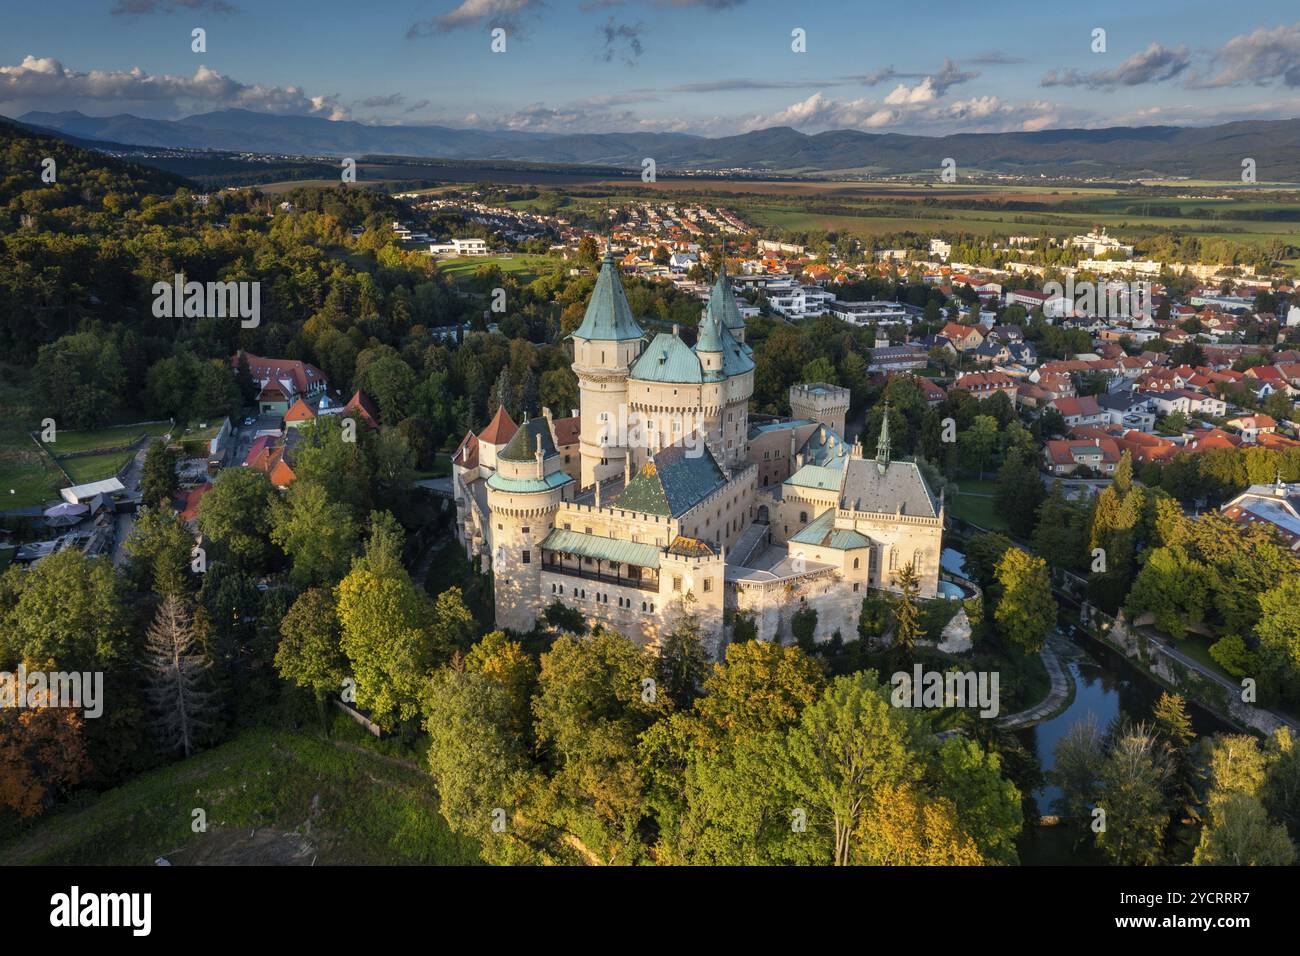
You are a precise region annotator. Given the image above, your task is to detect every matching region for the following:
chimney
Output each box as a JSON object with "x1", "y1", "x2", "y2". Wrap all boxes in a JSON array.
[
  {"x1": 535, "y1": 432, "x2": 544, "y2": 479},
  {"x1": 571, "y1": 408, "x2": 579, "y2": 418},
  {"x1": 594, "y1": 478, "x2": 602, "y2": 508},
  {"x1": 625, "y1": 454, "x2": 632, "y2": 484}
]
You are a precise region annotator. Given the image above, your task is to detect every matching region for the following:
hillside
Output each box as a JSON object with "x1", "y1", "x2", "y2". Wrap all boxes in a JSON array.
[
  {"x1": 0, "y1": 725, "x2": 482, "y2": 866},
  {"x1": 15, "y1": 109, "x2": 1300, "y2": 180}
]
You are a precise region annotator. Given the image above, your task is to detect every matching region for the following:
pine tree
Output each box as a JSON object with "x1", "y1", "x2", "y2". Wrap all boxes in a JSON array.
[
  {"x1": 891, "y1": 562, "x2": 922, "y2": 669},
  {"x1": 143, "y1": 595, "x2": 216, "y2": 758}
]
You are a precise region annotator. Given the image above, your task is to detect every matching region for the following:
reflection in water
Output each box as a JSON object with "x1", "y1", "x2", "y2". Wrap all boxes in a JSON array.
[{"x1": 1015, "y1": 639, "x2": 1234, "y2": 864}]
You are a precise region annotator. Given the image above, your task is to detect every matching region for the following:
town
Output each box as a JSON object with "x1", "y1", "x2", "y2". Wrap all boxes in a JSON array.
[{"x1": 1, "y1": 3, "x2": 1299, "y2": 902}]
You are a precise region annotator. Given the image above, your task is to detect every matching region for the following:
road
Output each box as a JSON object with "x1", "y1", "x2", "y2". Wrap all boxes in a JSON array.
[{"x1": 110, "y1": 438, "x2": 155, "y2": 567}]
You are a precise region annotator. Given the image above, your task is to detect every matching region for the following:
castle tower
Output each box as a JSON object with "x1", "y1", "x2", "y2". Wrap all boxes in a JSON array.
[
  {"x1": 704, "y1": 262, "x2": 748, "y2": 345},
  {"x1": 569, "y1": 249, "x2": 645, "y2": 488},
  {"x1": 790, "y1": 382, "x2": 850, "y2": 438},
  {"x1": 486, "y1": 417, "x2": 573, "y2": 632}
]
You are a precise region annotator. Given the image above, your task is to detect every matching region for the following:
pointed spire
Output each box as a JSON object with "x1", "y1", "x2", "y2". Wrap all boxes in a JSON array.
[{"x1": 876, "y1": 403, "x2": 892, "y2": 474}]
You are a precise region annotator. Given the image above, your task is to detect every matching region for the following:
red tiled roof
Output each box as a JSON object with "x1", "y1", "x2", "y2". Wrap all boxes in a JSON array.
[
  {"x1": 551, "y1": 415, "x2": 580, "y2": 447},
  {"x1": 284, "y1": 398, "x2": 316, "y2": 423},
  {"x1": 345, "y1": 389, "x2": 380, "y2": 428},
  {"x1": 452, "y1": 430, "x2": 479, "y2": 469},
  {"x1": 478, "y1": 405, "x2": 518, "y2": 445},
  {"x1": 175, "y1": 482, "x2": 212, "y2": 522},
  {"x1": 233, "y1": 351, "x2": 327, "y2": 395}
]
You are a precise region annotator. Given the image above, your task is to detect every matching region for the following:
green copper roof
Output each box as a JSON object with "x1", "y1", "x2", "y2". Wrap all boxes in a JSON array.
[
  {"x1": 717, "y1": 325, "x2": 755, "y2": 376},
  {"x1": 630, "y1": 332, "x2": 703, "y2": 384},
  {"x1": 570, "y1": 251, "x2": 645, "y2": 342},
  {"x1": 540, "y1": 528, "x2": 661, "y2": 569},
  {"x1": 785, "y1": 464, "x2": 845, "y2": 491},
  {"x1": 694, "y1": 312, "x2": 725, "y2": 354},
  {"x1": 707, "y1": 266, "x2": 746, "y2": 332},
  {"x1": 614, "y1": 444, "x2": 727, "y2": 517},
  {"x1": 499, "y1": 417, "x2": 557, "y2": 462},
  {"x1": 790, "y1": 508, "x2": 871, "y2": 550},
  {"x1": 487, "y1": 470, "x2": 573, "y2": 494}
]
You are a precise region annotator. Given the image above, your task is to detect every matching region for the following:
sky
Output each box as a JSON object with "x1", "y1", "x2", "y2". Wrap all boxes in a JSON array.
[{"x1": 2, "y1": 0, "x2": 1300, "y2": 138}]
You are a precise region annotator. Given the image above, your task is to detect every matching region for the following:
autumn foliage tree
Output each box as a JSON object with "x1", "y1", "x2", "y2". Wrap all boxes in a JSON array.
[{"x1": 0, "y1": 697, "x2": 91, "y2": 819}]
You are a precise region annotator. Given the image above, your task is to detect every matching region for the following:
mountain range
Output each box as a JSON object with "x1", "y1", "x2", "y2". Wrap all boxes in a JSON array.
[{"x1": 12, "y1": 108, "x2": 1300, "y2": 180}]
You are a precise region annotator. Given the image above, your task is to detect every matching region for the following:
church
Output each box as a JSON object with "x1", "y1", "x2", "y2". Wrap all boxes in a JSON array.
[{"x1": 451, "y1": 249, "x2": 944, "y2": 654}]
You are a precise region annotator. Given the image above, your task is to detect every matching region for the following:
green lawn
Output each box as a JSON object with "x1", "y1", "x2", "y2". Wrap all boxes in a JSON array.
[
  {"x1": 0, "y1": 723, "x2": 482, "y2": 866},
  {"x1": 435, "y1": 254, "x2": 563, "y2": 286},
  {"x1": 43, "y1": 421, "x2": 171, "y2": 455},
  {"x1": 61, "y1": 451, "x2": 135, "y2": 485},
  {"x1": 949, "y1": 490, "x2": 1009, "y2": 532},
  {"x1": 0, "y1": 367, "x2": 65, "y2": 508},
  {"x1": 1175, "y1": 631, "x2": 1234, "y2": 683}
]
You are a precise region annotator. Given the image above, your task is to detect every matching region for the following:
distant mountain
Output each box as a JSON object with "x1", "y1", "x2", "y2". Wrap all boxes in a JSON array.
[{"x1": 13, "y1": 108, "x2": 1300, "y2": 180}]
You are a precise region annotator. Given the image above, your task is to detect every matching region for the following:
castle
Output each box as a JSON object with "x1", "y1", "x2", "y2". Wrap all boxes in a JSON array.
[{"x1": 452, "y1": 250, "x2": 944, "y2": 654}]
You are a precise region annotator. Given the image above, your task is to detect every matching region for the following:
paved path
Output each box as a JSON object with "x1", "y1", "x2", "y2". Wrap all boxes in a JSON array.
[{"x1": 996, "y1": 631, "x2": 1073, "y2": 730}]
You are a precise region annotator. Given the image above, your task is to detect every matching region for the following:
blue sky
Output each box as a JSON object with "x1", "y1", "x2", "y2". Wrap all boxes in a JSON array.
[{"x1": 2, "y1": 0, "x2": 1300, "y2": 136}]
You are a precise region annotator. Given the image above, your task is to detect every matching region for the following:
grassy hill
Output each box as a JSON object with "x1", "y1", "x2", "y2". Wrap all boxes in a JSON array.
[{"x1": 0, "y1": 722, "x2": 481, "y2": 866}]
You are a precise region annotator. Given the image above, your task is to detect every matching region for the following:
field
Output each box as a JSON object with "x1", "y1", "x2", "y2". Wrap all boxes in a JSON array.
[
  {"x1": 39, "y1": 421, "x2": 172, "y2": 487},
  {"x1": 434, "y1": 254, "x2": 564, "y2": 286},
  {"x1": 0, "y1": 722, "x2": 481, "y2": 866},
  {"x1": 0, "y1": 367, "x2": 67, "y2": 508},
  {"x1": 948, "y1": 478, "x2": 1009, "y2": 532}
]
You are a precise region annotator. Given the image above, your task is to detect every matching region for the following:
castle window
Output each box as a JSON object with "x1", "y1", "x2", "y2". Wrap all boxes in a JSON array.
[
  {"x1": 564, "y1": 523, "x2": 571, "y2": 530},
  {"x1": 853, "y1": 583, "x2": 860, "y2": 592},
  {"x1": 522, "y1": 527, "x2": 530, "y2": 534},
  {"x1": 641, "y1": 602, "x2": 647, "y2": 612},
  {"x1": 800, "y1": 512, "x2": 807, "y2": 523},
  {"x1": 889, "y1": 547, "x2": 898, "y2": 570},
  {"x1": 672, "y1": 576, "x2": 682, "y2": 591},
  {"x1": 522, "y1": 550, "x2": 530, "y2": 564},
  {"x1": 853, "y1": 557, "x2": 860, "y2": 569},
  {"x1": 703, "y1": 579, "x2": 712, "y2": 593}
]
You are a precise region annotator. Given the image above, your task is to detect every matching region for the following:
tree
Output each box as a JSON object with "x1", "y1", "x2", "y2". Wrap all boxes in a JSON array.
[
  {"x1": 959, "y1": 415, "x2": 1000, "y2": 479},
  {"x1": 856, "y1": 784, "x2": 985, "y2": 865},
  {"x1": 929, "y1": 736, "x2": 1022, "y2": 864},
  {"x1": 424, "y1": 665, "x2": 538, "y2": 864},
  {"x1": 1193, "y1": 793, "x2": 1296, "y2": 866},
  {"x1": 790, "y1": 606, "x2": 818, "y2": 653},
  {"x1": 1050, "y1": 716, "x2": 1104, "y2": 842},
  {"x1": 1094, "y1": 728, "x2": 1171, "y2": 865},
  {"x1": 269, "y1": 480, "x2": 358, "y2": 587},
  {"x1": 1151, "y1": 692, "x2": 1198, "y2": 820},
  {"x1": 139, "y1": 439, "x2": 178, "y2": 508},
  {"x1": 1257, "y1": 576, "x2": 1300, "y2": 707},
  {"x1": 275, "y1": 588, "x2": 348, "y2": 733},
  {"x1": 0, "y1": 550, "x2": 130, "y2": 671},
  {"x1": 0, "y1": 697, "x2": 90, "y2": 818},
  {"x1": 123, "y1": 505, "x2": 195, "y2": 598},
  {"x1": 993, "y1": 547, "x2": 1056, "y2": 654},
  {"x1": 142, "y1": 595, "x2": 216, "y2": 758},
  {"x1": 533, "y1": 630, "x2": 667, "y2": 863},
  {"x1": 784, "y1": 671, "x2": 928, "y2": 865},
  {"x1": 335, "y1": 564, "x2": 436, "y2": 731},
  {"x1": 656, "y1": 608, "x2": 710, "y2": 710},
  {"x1": 197, "y1": 466, "x2": 274, "y2": 572},
  {"x1": 1125, "y1": 545, "x2": 1209, "y2": 639},
  {"x1": 891, "y1": 561, "x2": 922, "y2": 669}
]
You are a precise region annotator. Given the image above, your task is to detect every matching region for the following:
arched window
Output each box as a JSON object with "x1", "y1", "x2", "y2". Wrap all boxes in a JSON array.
[{"x1": 889, "y1": 547, "x2": 898, "y2": 570}]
